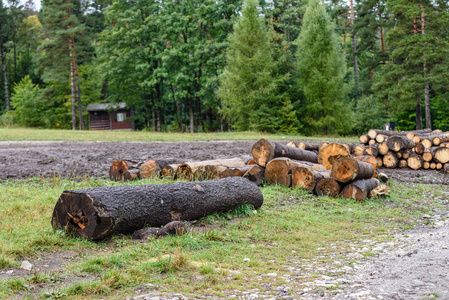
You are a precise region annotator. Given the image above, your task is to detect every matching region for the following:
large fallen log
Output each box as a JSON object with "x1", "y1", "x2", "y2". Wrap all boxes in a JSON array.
[
  {"x1": 331, "y1": 157, "x2": 375, "y2": 183},
  {"x1": 251, "y1": 139, "x2": 318, "y2": 167},
  {"x1": 265, "y1": 158, "x2": 326, "y2": 187},
  {"x1": 318, "y1": 143, "x2": 351, "y2": 170},
  {"x1": 340, "y1": 178, "x2": 380, "y2": 201},
  {"x1": 51, "y1": 177, "x2": 263, "y2": 240}
]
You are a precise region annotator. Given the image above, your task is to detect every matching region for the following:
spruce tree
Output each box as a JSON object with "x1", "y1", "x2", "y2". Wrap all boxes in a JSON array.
[
  {"x1": 218, "y1": 0, "x2": 282, "y2": 131},
  {"x1": 295, "y1": 0, "x2": 350, "y2": 135}
]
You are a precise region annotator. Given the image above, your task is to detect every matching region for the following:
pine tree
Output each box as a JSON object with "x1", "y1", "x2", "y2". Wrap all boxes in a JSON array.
[
  {"x1": 373, "y1": 0, "x2": 449, "y2": 130},
  {"x1": 218, "y1": 0, "x2": 281, "y2": 131},
  {"x1": 38, "y1": 0, "x2": 86, "y2": 130},
  {"x1": 295, "y1": 0, "x2": 350, "y2": 135}
]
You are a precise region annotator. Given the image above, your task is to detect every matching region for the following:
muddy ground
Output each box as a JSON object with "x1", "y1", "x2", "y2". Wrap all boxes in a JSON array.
[
  {"x1": 0, "y1": 140, "x2": 448, "y2": 185},
  {"x1": 1, "y1": 140, "x2": 449, "y2": 300}
]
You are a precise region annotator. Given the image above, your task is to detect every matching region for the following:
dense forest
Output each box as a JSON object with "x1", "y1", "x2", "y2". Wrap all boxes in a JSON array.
[{"x1": 0, "y1": 0, "x2": 448, "y2": 134}]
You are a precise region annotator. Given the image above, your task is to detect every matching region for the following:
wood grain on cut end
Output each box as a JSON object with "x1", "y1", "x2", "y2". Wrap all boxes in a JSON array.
[
  {"x1": 315, "y1": 178, "x2": 341, "y2": 198},
  {"x1": 331, "y1": 157, "x2": 374, "y2": 183},
  {"x1": 251, "y1": 139, "x2": 274, "y2": 167},
  {"x1": 318, "y1": 143, "x2": 350, "y2": 170},
  {"x1": 139, "y1": 160, "x2": 160, "y2": 179},
  {"x1": 109, "y1": 160, "x2": 129, "y2": 181}
]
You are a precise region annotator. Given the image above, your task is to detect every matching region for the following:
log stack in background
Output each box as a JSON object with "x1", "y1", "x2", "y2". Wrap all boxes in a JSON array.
[{"x1": 358, "y1": 129, "x2": 449, "y2": 171}]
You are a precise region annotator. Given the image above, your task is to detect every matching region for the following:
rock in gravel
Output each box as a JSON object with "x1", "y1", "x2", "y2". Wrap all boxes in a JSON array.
[{"x1": 20, "y1": 261, "x2": 32, "y2": 271}]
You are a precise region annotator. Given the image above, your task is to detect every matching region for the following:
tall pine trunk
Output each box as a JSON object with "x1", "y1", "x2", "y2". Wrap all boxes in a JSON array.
[
  {"x1": 415, "y1": 93, "x2": 423, "y2": 130},
  {"x1": 421, "y1": 7, "x2": 431, "y2": 129},
  {"x1": 350, "y1": 0, "x2": 359, "y2": 97},
  {"x1": 71, "y1": 40, "x2": 84, "y2": 130},
  {"x1": 189, "y1": 98, "x2": 194, "y2": 133},
  {"x1": 0, "y1": 43, "x2": 9, "y2": 111}
]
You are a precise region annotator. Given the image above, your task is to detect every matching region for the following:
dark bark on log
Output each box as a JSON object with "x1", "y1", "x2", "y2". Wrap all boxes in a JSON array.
[
  {"x1": 292, "y1": 168, "x2": 330, "y2": 191},
  {"x1": 407, "y1": 154, "x2": 424, "y2": 170},
  {"x1": 443, "y1": 163, "x2": 449, "y2": 174},
  {"x1": 367, "y1": 129, "x2": 407, "y2": 140},
  {"x1": 51, "y1": 177, "x2": 263, "y2": 240},
  {"x1": 405, "y1": 128, "x2": 432, "y2": 140},
  {"x1": 340, "y1": 178, "x2": 380, "y2": 201},
  {"x1": 123, "y1": 169, "x2": 140, "y2": 181},
  {"x1": 383, "y1": 152, "x2": 399, "y2": 168},
  {"x1": 415, "y1": 143, "x2": 425, "y2": 154},
  {"x1": 331, "y1": 157, "x2": 375, "y2": 183},
  {"x1": 161, "y1": 164, "x2": 180, "y2": 179},
  {"x1": 315, "y1": 178, "x2": 342, "y2": 198},
  {"x1": 251, "y1": 139, "x2": 318, "y2": 167},
  {"x1": 297, "y1": 142, "x2": 322, "y2": 151},
  {"x1": 353, "y1": 156, "x2": 378, "y2": 172},
  {"x1": 386, "y1": 136, "x2": 415, "y2": 152},
  {"x1": 318, "y1": 143, "x2": 351, "y2": 170}
]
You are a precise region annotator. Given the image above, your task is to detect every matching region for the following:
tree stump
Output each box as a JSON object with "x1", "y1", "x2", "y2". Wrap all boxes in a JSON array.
[{"x1": 51, "y1": 177, "x2": 263, "y2": 240}]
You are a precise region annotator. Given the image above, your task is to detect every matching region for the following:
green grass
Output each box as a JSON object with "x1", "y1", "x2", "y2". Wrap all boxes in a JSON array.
[
  {"x1": 0, "y1": 177, "x2": 446, "y2": 299},
  {"x1": 0, "y1": 128, "x2": 358, "y2": 142}
]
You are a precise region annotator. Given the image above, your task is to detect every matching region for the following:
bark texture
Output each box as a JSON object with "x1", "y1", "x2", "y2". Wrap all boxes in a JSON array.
[
  {"x1": 51, "y1": 177, "x2": 263, "y2": 240},
  {"x1": 331, "y1": 157, "x2": 375, "y2": 183},
  {"x1": 340, "y1": 178, "x2": 380, "y2": 201}
]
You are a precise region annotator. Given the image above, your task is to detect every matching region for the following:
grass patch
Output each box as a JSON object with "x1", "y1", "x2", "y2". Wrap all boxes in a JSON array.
[
  {"x1": 0, "y1": 128, "x2": 358, "y2": 142},
  {"x1": 0, "y1": 177, "x2": 446, "y2": 299}
]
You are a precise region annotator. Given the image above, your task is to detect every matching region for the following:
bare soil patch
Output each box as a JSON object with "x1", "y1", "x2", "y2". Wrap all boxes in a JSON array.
[{"x1": 1, "y1": 140, "x2": 448, "y2": 185}]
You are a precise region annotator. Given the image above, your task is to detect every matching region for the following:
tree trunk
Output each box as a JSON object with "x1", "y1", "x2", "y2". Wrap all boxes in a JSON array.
[
  {"x1": 359, "y1": 135, "x2": 369, "y2": 144},
  {"x1": 353, "y1": 155, "x2": 378, "y2": 172},
  {"x1": 363, "y1": 144, "x2": 379, "y2": 157},
  {"x1": 407, "y1": 154, "x2": 424, "y2": 170},
  {"x1": 70, "y1": 60, "x2": 77, "y2": 130},
  {"x1": 189, "y1": 98, "x2": 194, "y2": 133},
  {"x1": 175, "y1": 158, "x2": 245, "y2": 181},
  {"x1": 51, "y1": 177, "x2": 264, "y2": 240},
  {"x1": 1, "y1": 42, "x2": 10, "y2": 111},
  {"x1": 317, "y1": 143, "x2": 351, "y2": 170},
  {"x1": 353, "y1": 144, "x2": 365, "y2": 157},
  {"x1": 100, "y1": 78, "x2": 108, "y2": 100},
  {"x1": 265, "y1": 157, "x2": 326, "y2": 187},
  {"x1": 251, "y1": 139, "x2": 318, "y2": 167},
  {"x1": 378, "y1": 142, "x2": 389, "y2": 155},
  {"x1": 340, "y1": 178, "x2": 380, "y2": 201},
  {"x1": 383, "y1": 151, "x2": 399, "y2": 168},
  {"x1": 138, "y1": 159, "x2": 185, "y2": 179},
  {"x1": 415, "y1": 93, "x2": 422, "y2": 130},
  {"x1": 350, "y1": 0, "x2": 359, "y2": 97},
  {"x1": 243, "y1": 165, "x2": 265, "y2": 186},
  {"x1": 431, "y1": 147, "x2": 449, "y2": 164},
  {"x1": 315, "y1": 178, "x2": 342, "y2": 198},
  {"x1": 331, "y1": 157, "x2": 375, "y2": 183},
  {"x1": 161, "y1": 164, "x2": 181, "y2": 179}
]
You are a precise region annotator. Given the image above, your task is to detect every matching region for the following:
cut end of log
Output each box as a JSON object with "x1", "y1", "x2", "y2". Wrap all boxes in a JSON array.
[
  {"x1": 251, "y1": 139, "x2": 274, "y2": 167},
  {"x1": 139, "y1": 160, "x2": 160, "y2": 179},
  {"x1": 52, "y1": 192, "x2": 114, "y2": 240},
  {"x1": 318, "y1": 143, "x2": 350, "y2": 170},
  {"x1": 109, "y1": 160, "x2": 129, "y2": 181},
  {"x1": 315, "y1": 178, "x2": 341, "y2": 198}
]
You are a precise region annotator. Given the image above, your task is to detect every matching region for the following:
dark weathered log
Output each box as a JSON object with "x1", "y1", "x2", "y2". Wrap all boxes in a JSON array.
[
  {"x1": 340, "y1": 178, "x2": 380, "y2": 201},
  {"x1": 383, "y1": 151, "x2": 399, "y2": 168},
  {"x1": 363, "y1": 144, "x2": 379, "y2": 157},
  {"x1": 51, "y1": 177, "x2": 263, "y2": 240},
  {"x1": 315, "y1": 178, "x2": 342, "y2": 198},
  {"x1": 331, "y1": 157, "x2": 375, "y2": 183},
  {"x1": 359, "y1": 135, "x2": 369, "y2": 144},
  {"x1": 318, "y1": 143, "x2": 351, "y2": 170},
  {"x1": 386, "y1": 136, "x2": 415, "y2": 152},
  {"x1": 292, "y1": 167, "x2": 330, "y2": 191},
  {"x1": 406, "y1": 128, "x2": 432, "y2": 139},
  {"x1": 378, "y1": 142, "x2": 389, "y2": 156},
  {"x1": 243, "y1": 165, "x2": 265, "y2": 186},
  {"x1": 407, "y1": 154, "x2": 424, "y2": 170},
  {"x1": 265, "y1": 158, "x2": 325, "y2": 187},
  {"x1": 251, "y1": 139, "x2": 318, "y2": 167},
  {"x1": 297, "y1": 142, "x2": 322, "y2": 151},
  {"x1": 430, "y1": 147, "x2": 449, "y2": 164}
]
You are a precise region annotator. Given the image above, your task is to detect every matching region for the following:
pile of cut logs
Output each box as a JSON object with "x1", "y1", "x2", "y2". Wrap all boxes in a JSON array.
[
  {"x1": 109, "y1": 138, "x2": 388, "y2": 201},
  {"x1": 358, "y1": 129, "x2": 449, "y2": 171}
]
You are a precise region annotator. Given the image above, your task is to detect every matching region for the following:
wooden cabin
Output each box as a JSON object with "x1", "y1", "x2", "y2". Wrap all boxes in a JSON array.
[{"x1": 86, "y1": 103, "x2": 134, "y2": 131}]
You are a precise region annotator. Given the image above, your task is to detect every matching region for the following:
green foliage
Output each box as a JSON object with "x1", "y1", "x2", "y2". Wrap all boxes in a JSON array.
[
  {"x1": 431, "y1": 96, "x2": 449, "y2": 132},
  {"x1": 278, "y1": 98, "x2": 299, "y2": 133},
  {"x1": 353, "y1": 95, "x2": 389, "y2": 134},
  {"x1": 11, "y1": 76, "x2": 44, "y2": 127},
  {"x1": 295, "y1": 0, "x2": 350, "y2": 135},
  {"x1": 219, "y1": 0, "x2": 283, "y2": 131}
]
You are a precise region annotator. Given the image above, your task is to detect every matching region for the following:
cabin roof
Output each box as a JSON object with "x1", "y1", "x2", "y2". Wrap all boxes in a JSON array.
[{"x1": 86, "y1": 102, "x2": 127, "y2": 112}]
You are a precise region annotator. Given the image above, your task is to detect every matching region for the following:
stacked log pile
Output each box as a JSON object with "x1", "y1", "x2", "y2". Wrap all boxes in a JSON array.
[
  {"x1": 109, "y1": 138, "x2": 390, "y2": 201},
  {"x1": 358, "y1": 129, "x2": 449, "y2": 171}
]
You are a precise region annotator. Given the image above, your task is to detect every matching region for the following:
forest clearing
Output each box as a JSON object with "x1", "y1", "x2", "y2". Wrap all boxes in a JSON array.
[{"x1": 0, "y1": 131, "x2": 449, "y2": 299}]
